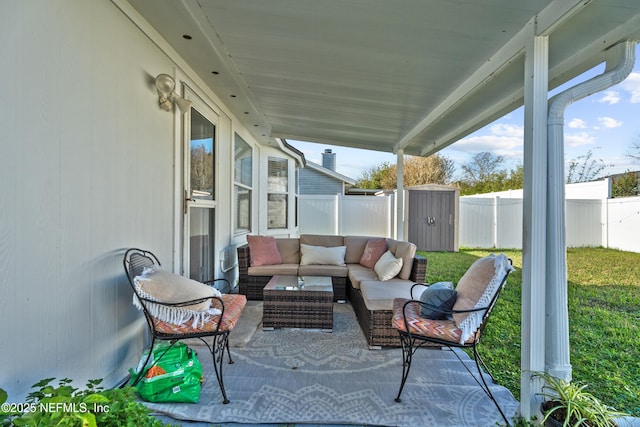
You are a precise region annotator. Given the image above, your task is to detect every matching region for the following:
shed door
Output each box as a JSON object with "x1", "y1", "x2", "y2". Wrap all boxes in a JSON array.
[{"x1": 408, "y1": 190, "x2": 455, "y2": 251}]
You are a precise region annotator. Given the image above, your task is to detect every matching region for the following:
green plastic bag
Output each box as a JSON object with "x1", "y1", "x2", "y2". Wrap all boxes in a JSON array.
[{"x1": 130, "y1": 342, "x2": 203, "y2": 403}]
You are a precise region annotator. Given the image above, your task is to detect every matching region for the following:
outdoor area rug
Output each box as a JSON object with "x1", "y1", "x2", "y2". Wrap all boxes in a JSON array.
[{"x1": 145, "y1": 303, "x2": 520, "y2": 427}]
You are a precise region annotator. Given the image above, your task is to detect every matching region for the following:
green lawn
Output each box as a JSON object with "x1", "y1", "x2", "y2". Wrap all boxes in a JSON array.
[{"x1": 416, "y1": 247, "x2": 640, "y2": 417}]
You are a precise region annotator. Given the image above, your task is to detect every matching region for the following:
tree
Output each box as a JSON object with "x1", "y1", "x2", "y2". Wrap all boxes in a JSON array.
[
  {"x1": 355, "y1": 162, "x2": 394, "y2": 189},
  {"x1": 504, "y1": 164, "x2": 524, "y2": 190},
  {"x1": 403, "y1": 155, "x2": 456, "y2": 187},
  {"x1": 455, "y1": 168, "x2": 519, "y2": 196},
  {"x1": 566, "y1": 149, "x2": 610, "y2": 183},
  {"x1": 191, "y1": 144, "x2": 214, "y2": 194},
  {"x1": 460, "y1": 152, "x2": 505, "y2": 185},
  {"x1": 354, "y1": 154, "x2": 455, "y2": 189},
  {"x1": 454, "y1": 152, "x2": 522, "y2": 196},
  {"x1": 611, "y1": 171, "x2": 639, "y2": 198},
  {"x1": 625, "y1": 133, "x2": 640, "y2": 161}
]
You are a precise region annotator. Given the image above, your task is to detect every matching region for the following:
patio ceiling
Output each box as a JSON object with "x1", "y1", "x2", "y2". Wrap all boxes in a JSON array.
[{"x1": 125, "y1": 0, "x2": 640, "y2": 156}]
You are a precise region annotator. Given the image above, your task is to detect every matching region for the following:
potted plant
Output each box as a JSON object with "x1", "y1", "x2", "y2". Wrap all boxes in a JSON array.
[{"x1": 534, "y1": 371, "x2": 627, "y2": 427}]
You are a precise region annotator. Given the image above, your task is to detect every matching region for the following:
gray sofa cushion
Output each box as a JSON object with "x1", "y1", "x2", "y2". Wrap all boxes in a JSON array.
[
  {"x1": 360, "y1": 280, "x2": 415, "y2": 311},
  {"x1": 248, "y1": 263, "x2": 299, "y2": 276},
  {"x1": 344, "y1": 235, "x2": 371, "y2": 264},
  {"x1": 300, "y1": 234, "x2": 344, "y2": 247},
  {"x1": 387, "y1": 239, "x2": 417, "y2": 280},
  {"x1": 347, "y1": 264, "x2": 377, "y2": 290},
  {"x1": 276, "y1": 238, "x2": 301, "y2": 264},
  {"x1": 298, "y1": 264, "x2": 348, "y2": 277}
]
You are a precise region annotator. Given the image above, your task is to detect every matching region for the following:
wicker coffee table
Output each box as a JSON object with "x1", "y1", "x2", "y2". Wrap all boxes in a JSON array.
[{"x1": 263, "y1": 275, "x2": 333, "y2": 332}]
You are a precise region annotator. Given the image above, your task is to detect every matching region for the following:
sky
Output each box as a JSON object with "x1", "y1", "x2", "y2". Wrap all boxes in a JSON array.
[{"x1": 289, "y1": 45, "x2": 640, "y2": 182}]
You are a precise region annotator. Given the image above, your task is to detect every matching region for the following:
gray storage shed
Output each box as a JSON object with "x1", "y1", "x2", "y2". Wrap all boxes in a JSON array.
[{"x1": 406, "y1": 184, "x2": 459, "y2": 252}]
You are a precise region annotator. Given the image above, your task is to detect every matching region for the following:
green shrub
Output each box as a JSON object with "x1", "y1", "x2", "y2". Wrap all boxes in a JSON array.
[{"x1": 0, "y1": 378, "x2": 174, "y2": 427}]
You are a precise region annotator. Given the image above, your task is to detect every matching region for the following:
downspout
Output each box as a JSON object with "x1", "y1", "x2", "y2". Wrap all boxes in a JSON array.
[{"x1": 546, "y1": 40, "x2": 636, "y2": 381}]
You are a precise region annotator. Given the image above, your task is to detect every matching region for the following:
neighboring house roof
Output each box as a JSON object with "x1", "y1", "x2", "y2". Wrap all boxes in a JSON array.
[
  {"x1": 345, "y1": 188, "x2": 382, "y2": 196},
  {"x1": 303, "y1": 161, "x2": 356, "y2": 186}
]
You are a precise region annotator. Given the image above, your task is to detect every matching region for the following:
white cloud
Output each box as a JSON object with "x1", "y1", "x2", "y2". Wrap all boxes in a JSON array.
[
  {"x1": 453, "y1": 124, "x2": 524, "y2": 161},
  {"x1": 568, "y1": 118, "x2": 587, "y2": 129},
  {"x1": 489, "y1": 123, "x2": 523, "y2": 138},
  {"x1": 565, "y1": 132, "x2": 596, "y2": 147},
  {"x1": 620, "y1": 72, "x2": 640, "y2": 103},
  {"x1": 597, "y1": 90, "x2": 621, "y2": 105},
  {"x1": 597, "y1": 116, "x2": 622, "y2": 128}
]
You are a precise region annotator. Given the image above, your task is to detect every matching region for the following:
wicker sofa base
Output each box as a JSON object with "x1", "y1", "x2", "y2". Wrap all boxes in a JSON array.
[
  {"x1": 239, "y1": 274, "x2": 347, "y2": 303},
  {"x1": 349, "y1": 283, "x2": 401, "y2": 348}
]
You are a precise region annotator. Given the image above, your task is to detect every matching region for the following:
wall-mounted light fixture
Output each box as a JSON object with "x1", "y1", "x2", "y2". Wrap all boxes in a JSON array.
[{"x1": 154, "y1": 74, "x2": 192, "y2": 113}]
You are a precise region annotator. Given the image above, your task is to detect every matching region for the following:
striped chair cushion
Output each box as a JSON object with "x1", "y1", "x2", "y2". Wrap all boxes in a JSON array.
[
  {"x1": 154, "y1": 294, "x2": 247, "y2": 335},
  {"x1": 392, "y1": 298, "x2": 473, "y2": 344}
]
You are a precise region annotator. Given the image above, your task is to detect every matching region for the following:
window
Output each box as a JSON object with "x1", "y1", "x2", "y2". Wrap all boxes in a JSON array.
[
  {"x1": 234, "y1": 134, "x2": 252, "y2": 233},
  {"x1": 190, "y1": 109, "x2": 215, "y2": 200},
  {"x1": 267, "y1": 157, "x2": 288, "y2": 229},
  {"x1": 185, "y1": 105, "x2": 217, "y2": 282}
]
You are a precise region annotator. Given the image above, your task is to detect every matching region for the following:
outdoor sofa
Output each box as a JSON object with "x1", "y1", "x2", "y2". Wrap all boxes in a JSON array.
[{"x1": 237, "y1": 234, "x2": 427, "y2": 347}]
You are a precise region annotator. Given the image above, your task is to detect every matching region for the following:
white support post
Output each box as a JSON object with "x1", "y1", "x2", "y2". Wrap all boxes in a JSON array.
[
  {"x1": 396, "y1": 150, "x2": 404, "y2": 240},
  {"x1": 521, "y1": 32, "x2": 549, "y2": 420}
]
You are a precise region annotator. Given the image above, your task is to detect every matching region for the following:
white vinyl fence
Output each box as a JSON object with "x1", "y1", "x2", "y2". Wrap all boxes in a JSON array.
[
  {"x1": 298, "y1": 194, "x2": 640, "y2": 252},
  {"x1": 299, "y1": 194, "x2": 392, "y2": 237},
  {"x1": 454, "y1": 195, "x2": 640, "y2": 252}
]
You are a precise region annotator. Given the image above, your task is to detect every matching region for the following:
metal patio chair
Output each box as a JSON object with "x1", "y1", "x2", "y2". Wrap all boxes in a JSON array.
[
  {"x1": 123, "y1": 248, "x2": 247, "y2": 404},
  {"x1": 392, "y1": 254, "x2": 514, "y2": 426}
]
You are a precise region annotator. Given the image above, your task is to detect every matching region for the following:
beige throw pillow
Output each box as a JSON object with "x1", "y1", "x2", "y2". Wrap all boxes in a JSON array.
[
  {"x1": 133, "y1": 267, "x2": 221, "y2": 327},
  {"x1": 373, "y1": 250, "x2": 403, "y2": 281}
]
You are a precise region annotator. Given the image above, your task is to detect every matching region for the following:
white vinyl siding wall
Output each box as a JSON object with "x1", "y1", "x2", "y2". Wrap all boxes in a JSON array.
[
  {"x1": 0, "y1": 0, "x2": 178, "y2": 397},
  {"x1": 0, "y1": 1, "x2": 299, "y2": 401}
]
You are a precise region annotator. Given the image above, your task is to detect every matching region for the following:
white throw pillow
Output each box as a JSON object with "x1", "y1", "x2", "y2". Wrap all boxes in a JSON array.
[
  {"x1": 373, "y1": 250, "x2": 403, "y2": 281},
  {"x1": 133, "y1": 267, "x2": 222, "y2": 327},
  {"x1": 300, "y1": 244, "x2": 346, "y2": 266}
]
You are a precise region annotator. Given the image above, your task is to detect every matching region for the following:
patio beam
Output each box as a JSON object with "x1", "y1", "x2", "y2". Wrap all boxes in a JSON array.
[{"x1": 397, "y1": 0, "x2": 591, "y2": 156}]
